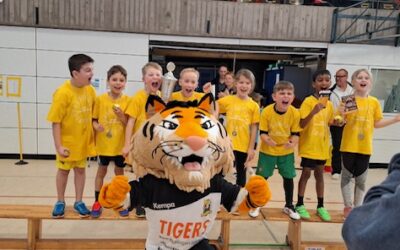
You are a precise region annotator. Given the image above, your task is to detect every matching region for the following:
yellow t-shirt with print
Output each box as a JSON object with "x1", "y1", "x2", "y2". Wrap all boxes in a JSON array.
[
  {"x1": 47, "y1": 80, "x2": 96, "y2": 161},
  {"x1": 170, "y1": 91, "x2": 204, "y2": 102},
  {"x1": 218, "y1": 95, "x2": 260, "y2": 153},
  {"x1": 340, "y1": 96, "x2": 383, "y2": 155},
  {"x1": 259, "y1": 104, "x2": 301, "y2": 156},
  {"x1": 298, "y1": 95, "x2": 334, "y2": 160},
  {"x1": 93, "y1": 93, "x2": 130, "y2": 156},
  {"x1": 125, "y1": 89, "x2": 160, "y2": 134}
]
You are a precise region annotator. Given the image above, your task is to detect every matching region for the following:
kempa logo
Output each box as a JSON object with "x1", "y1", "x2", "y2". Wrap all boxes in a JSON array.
[{"x1": 153, "y1": 202, "x2": 176, "y2": 209}]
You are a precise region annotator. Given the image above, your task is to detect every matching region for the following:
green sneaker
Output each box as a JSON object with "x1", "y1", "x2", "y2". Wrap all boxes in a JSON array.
[
  {"x1": 317, "y1": 207, "x2": 331, "y2": 221},
  {"x1": 295, "y1": 205, "x2": 310, "y2": 220}
]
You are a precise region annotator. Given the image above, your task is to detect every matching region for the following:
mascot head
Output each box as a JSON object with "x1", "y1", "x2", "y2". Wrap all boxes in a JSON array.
[{"x1": 130, "y1": 94, "x2": 234, "y2": 193}]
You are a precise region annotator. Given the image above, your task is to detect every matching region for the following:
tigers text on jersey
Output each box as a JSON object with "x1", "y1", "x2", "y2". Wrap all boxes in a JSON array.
[{"x1": 129, "y1": 174, "x2": 241, "y2": 250}]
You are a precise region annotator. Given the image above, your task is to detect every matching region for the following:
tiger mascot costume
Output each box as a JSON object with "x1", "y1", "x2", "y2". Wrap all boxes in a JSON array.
[{"x1": 99, "y1": 94, "x2": 271, "y2": 250}]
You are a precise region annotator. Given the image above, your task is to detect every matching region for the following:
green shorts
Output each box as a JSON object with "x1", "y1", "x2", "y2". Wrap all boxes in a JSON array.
[{"x1": 256, "y1": 152, "x2": 296, "y2": 179}]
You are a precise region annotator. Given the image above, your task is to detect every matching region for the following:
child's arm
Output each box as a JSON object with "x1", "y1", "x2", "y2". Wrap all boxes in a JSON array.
[
  {"x1": 246, "y1": 123, "x2": 258, "y2": 164},
  {"x1": 300, "y1": 103, "x2": 325, "y2": 128},
  {"x1": 113, "y1": 106, "x2": 128, "y2": 126},
  {"x1": 285, "y1": 134, "x2": 299, "y2": 149},
  {"x1": 260, "y1": 133, "x2": 277, "y2": 147},
  {"x1": 52, "y1": 123, "x2": 69, "y2": 157},
  {"x1": 122, "y1": 117, "x2": 136, "y2": 157},
  {"x1": 92, "y1": 119, "x2": 104, "y2": 132},
  {"x1": 374, "y1": 114, "x2": 400, "y2": 128}
]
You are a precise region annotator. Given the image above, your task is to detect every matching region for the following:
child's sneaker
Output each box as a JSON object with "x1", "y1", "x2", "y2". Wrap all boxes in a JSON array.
[
  {"x1": 52, "y1": 201, "x2": 65, "y2": 218},
  {"x1": 283, "y1": 206, "x2": 300, "y2": 220},
  {"x1": 295, "y1": 205, "x2": 311, "y2": 220},
  {"x1": 248, "y1": 207, "x2": 260, "y2": 218},
  {"x1": 135, "y1": 206, "x2": 146, "y2": 218},
  {"x1": 74, "y1": 201, "x2": 90, "y2": 218},
  {"x1": 317, "y1": 207, "x2": 331, "y2": 221},
  {"x1": 91, "y1": 201, "x2": 102, "y2": 218},
  {"x1": 119, "y1": 208, "x2": 129, "y2": 217}
]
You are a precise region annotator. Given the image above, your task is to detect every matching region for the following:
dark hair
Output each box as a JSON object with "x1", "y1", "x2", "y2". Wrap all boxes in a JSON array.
[
  {"x1": 312, "y1": 69, "x2": 331, "y2": 82},
  {"x1": 107, "y1": 65, "x2": 127, "y2": 80},
  {"x1": 68, "y1": 54, "x2": 94, "y2": 77}
]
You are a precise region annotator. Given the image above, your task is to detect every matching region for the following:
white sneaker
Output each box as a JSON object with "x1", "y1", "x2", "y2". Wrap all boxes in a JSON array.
[
  {"x1": 248, "y1": 207, "x2": 260, "y2": 218},
  {"x1": 332, "y1": 173, "x2": 340, "y2": 180},
  {"x1": 283, "y1": 206, "x2": 301, "y2": 220}
]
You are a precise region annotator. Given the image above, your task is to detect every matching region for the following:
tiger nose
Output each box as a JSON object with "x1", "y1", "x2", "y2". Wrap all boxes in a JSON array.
[{"x1": 184, "y1": 136, "x2": 207, "y2": 151}]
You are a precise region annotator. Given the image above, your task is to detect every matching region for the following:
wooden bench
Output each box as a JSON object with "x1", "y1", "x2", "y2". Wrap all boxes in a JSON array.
[
  {"x1": 262, "y1": 208, "x2": 347, "y2": 250},
  {"x1": 0, "y1": 204, "x2": 345, "y2": 250}
]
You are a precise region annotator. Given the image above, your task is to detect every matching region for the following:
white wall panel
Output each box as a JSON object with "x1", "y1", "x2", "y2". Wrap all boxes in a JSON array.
[
  {"x1": 37, "y1": 29, "x2": 149, "y2": 55},
  {"x1": 0, "y1": 76, "x2": 36, "y2": 103},
  {"x1": 0, "y1": 128, "x2": 37, "y2": 154},
  {"x1": 37, "y1": 50, "x2": 147, "y2": 82},
  {"x1": 37, "y1": 77, "x2": 67, "y2": 103},
  {"x1": 0, "y1": 26, "x2": 35, "y2": 49},
  {"x1": 0, "y1": 103, "x2": 36, "y2": 128},
  {"x1": 37, "y1": 129, "x2": 55, "y2": 155},
  {"x1": 37, "y1": 103, "x2": 51, "y2": 129},
  {"x1": 0, "y1": 48, "x2": 36, "y2": 76}
]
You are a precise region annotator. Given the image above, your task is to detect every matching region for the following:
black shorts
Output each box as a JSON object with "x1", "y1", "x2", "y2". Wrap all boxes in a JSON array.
[
  {"x1": 342, "y1": 152, "x2": 370, "y2": 177},
  {"x1": 300, "y1": 157, "x2": 326, "y2": 169},
  {"x1": 98, "y1": 155, "x2": 125, "y2": 168}
]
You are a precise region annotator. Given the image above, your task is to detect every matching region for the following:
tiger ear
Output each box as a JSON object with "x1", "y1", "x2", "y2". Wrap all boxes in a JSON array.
[
  {"x1": 198, "y1": 93, "x2": 215, "y2": 114},
  {"x1": 145, "y1": 95, "x2": 166, "y2": 118}
]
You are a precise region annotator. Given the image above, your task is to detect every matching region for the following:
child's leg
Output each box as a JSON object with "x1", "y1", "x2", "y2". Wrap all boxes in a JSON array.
[
  {"x1": 95, "y1": 166, "x2": 108, "y2": 198},
  {"x1": 74, "y1": 167, "x2": 86, "y2": 202},
  {"x1": 354, "y1": 170, "x2": 368, "y2": 207},
  {"x1": 56, "y1": 169, "x2": 70, "y2": 201},
  {"x1": 283, "y1": 177, "x2": 294, "y2": 207},
  {"x1": 353, "y1": 153, "x2": 370, "y2": 207},
  {"x1": 296, "y1": 168, "x2": 311, "y2": 206},
  {"x1": 234, "y1": 150, "x2": 248, "y2": 187},
  {"x1": 114, "y1": 155, "x2": 125, "y2": 176},
  {"x1": 277, "y1": 153, "x2": 296, "y2": 208},
  {"x1": 314, "y1": 165, "x2": 325, "y2": 207},
  {"x1": 341, "y1": 152, "x2": 356, "y2": 207}
]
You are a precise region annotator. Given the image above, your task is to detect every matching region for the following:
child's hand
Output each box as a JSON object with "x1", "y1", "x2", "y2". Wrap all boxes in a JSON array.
[
  {"x1": 122, "y1": 145, "x2": 130, "y2": 158},
  {"x1": 202, "y1": 82, "x2": 211, "y2": 93},
  {"x1": 311, "y1": 103, "x2": 325, "y2": 115},
  {"x1": 93, "y1": 122, "x2": 105, "y2": 132},
  {"x1": 264, "y1": 137, "x2": 277, "y2": 147},
  {"x1": 246, "y1": 148, "x2": 255, "y2": 164},
  {"x1": 284, "y1": 140, "x2": 295, "y2": 149},
  {"x1": 113, "y1": 107, "x2": 125, "y2": 120},
  {"x1": 57, "y1": 146, "x2": 70, "y2": 158}
]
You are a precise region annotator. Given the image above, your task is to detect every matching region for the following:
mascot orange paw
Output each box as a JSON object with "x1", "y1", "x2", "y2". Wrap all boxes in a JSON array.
[
  {"x1": 99, "y1": 175, "x2": 131, "y2": 210},
  {"x1": 239, "y1": 175, "x2": 271, "y2": 212}
]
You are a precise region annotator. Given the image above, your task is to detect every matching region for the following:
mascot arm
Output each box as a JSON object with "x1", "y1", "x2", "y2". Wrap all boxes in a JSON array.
[
  {"x1": 236, "y1": 175, "x2": 271, "y2": 212},
  {"x1": 99, "y1": 175, "x2": 132, "y2": 211}
]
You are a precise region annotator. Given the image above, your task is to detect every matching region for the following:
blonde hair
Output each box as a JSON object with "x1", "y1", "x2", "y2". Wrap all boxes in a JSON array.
[
  {"x1": 180, "y1": 68, "x2": 199, "y2": 79},
  {"x1": 351, "y1": 69, "x2": 373, "y2": 83},
  {"x1": 235, "y1": 69, "x2": 256, "y2": 92},
  {"x1": 142, "y1": 62, "x2": 162, "y2": 76},
  {"x1": 273, "y1": 81, "x2": 294, "y2": 93}
]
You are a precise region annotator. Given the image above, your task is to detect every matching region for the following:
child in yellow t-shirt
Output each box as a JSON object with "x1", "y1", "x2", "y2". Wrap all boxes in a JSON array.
[
  {"x1": 250, "y1": 81, "x2": 301, "y2": 219},
  {"x1": 217, "y1": 69, "x2": 260, "y2": 187},
  {"x1": 340, "y1": 69, "x2": 400, "y2": 218},
  {"x1": 90, "y1": 65, "x2": 130, "y2": 218},
  {"x1": 170, "y1": 68, "x2": 204, "y2": 102},
  {"x1": 47, "y1": 54, "x2": 96, "y2": 218},
  {"x1": 296, "y1": 69, "x2": 336, "y2": 222},
  {"x1": 122, "y1": 62, "x2": 163, "y2": 218}
]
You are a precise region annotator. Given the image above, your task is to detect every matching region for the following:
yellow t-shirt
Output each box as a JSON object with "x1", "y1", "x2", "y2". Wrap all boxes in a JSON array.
[
  {"x1": 125, "y1": 89, "x2": 160, "y2": 134},
  {"x1": 170, "y1": 91, "x2": 204, "y2": 102},
  {"x1": 47, "y1": 80, "x2": 96, "y2": 161},
  {"x1": 93, "y1": 93, "x2": 130, "y2": 156},
  {"x1": 298, "y1": 95, "x2": 334, "y2": 160},
  {"x1": 259, "y1": 104, "x2": 301, "y2": 156},
  {"x1": 340, "y1": 96, "x2": 383, "y2": 155},
  {"x1": 218, "y1": 95, "x2": 260, "y2": 153}
]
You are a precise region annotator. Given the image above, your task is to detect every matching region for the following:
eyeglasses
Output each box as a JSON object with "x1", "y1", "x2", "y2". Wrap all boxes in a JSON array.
[{"x1": 335, "y1": 75, "x2": 347, "y2": 78}]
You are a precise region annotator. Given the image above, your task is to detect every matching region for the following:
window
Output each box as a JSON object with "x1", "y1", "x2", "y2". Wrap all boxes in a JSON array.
[{"x1": 370, "y1": 68, "x2": 400, "y2": 113}]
